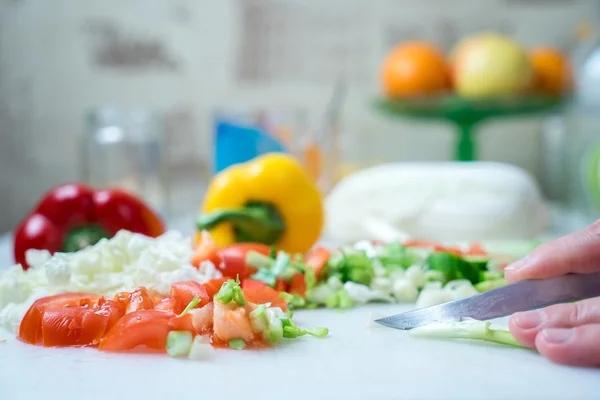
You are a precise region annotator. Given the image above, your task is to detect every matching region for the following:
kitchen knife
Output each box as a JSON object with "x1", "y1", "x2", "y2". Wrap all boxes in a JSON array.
[{"x1": 375, "y1": 271, "x2": 600, "y2": 330}]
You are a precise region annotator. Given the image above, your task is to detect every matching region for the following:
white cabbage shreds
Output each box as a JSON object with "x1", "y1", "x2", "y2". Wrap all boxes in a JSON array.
[{"x1": 0, "y1": 230, "x2": 222, "y2": 332}]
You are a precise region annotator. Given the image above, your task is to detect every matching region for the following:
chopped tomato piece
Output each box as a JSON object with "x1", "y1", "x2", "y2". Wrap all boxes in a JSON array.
[
  {"x1": 305, "y1": 247, "x2": 331, "y2": 279},
  {"x1": 217, "y1": 243, "x2": 271, "y2": 280},
  {"x1": 241, "y1": 279, "x2": 268, "y2": 291},
  {"x1": 124, "y1": 287, "x2": 155, "y2": 313},
  {"x1": 168, "y1": 314, "x2": 195, "y2": 332},
  {"x1": 18, "y1": 293, "x2": 101, "y2": 345},
  {"x1": 203, "y1": 278, "x2": 230, "y2": 300},
  {"x1": 465, "y1": 242, "x2": 487, "y2": 256},
  {"x1": 404, "y1": 239, "x2": 463, "y2": 255},
  {"x1": 41, "y1": 307, "x2": 109, "y2": 347},
  {"x1": 95, "y1": 298, "x2": 127, "y2": 331},
  {"x1": 289, "y1": 273, "x2": 307, "y2": 297},
  {"x1": 191, "y1": 230, "x2": 222, "y2": 269},
  {"x1": 170, "y1": 281, "x2": 210, "y2": 313},
  {"x1": 154, "y1": 297, "x2": 182, "y2": 313},
  {"x1": 243, "y1": 285, "x2": 288, "y2": 311},
  {"x1": 99, "y1": 310, "x2": 175, "y2": 352},
  {"x1": 274, "y1": 277, "x2": 288, "y2": 292}
]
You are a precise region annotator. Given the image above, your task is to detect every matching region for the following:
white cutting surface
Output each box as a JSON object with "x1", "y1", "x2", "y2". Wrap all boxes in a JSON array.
[
  {"x1": 1, "y1": 210, "x2": 600, "y2": 400},
  {"x1": 1, "y1": 304, "x2": 600, "y2": 400}
]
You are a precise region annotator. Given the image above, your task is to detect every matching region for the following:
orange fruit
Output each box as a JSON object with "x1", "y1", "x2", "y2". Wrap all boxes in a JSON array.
[
  {"x1": 380, "y1": 41, "x2": 451, "y2": 98},
  {"x1": 528, "y1": 47, "x2": 573, "y2": 96}
]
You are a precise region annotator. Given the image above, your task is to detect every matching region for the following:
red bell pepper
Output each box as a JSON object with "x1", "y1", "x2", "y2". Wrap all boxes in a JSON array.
[{"x1": 13, "y1": 183, "x2": 166, "y2": 270}]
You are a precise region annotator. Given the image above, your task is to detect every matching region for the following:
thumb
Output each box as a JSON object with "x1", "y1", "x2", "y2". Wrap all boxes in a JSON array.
[
  {"x1": 535, "y1": 324, "x2": 600, "y2": 367},
  {"x1": 504, "y1": 220, "x2": 600, "y2": 282}
]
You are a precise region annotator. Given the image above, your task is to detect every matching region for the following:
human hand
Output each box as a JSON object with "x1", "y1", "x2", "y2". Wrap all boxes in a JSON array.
[{"x1": 503, "y1": 221, "x2": 600, "y2": 367}]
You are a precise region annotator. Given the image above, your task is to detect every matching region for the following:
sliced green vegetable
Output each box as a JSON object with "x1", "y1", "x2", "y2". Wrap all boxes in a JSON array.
[
  {"x1": 324, "y1": 288, "x2": 354, "y2": 309},
  {"x1": 280, "y1": 316, "x2": 329, "y2": 339},
  {"x1": 482, "y1": 270, "x2": 504, "y2": 281},
  {"x1": 427, "y1": 252, "x2": 481, "y2": 285},
  {"x1": 248, "y1": 250, "x2": 301, "y2": 286},
  {"x1": 327, "y1": 250, "x2": 375, "y2": 286},
  {"x1": 179, "y1": 296, "x2": 201, "y2": 317},
  {"x1": 462, "y1": 255, "x2": 489, "y2": 270},
  {"x1": 279, "y1": 292, "x2": 306, "y2": 309},
  {"x1": 228, "y1": 338, "x2": 247, "y2": 350},
  {"x1": 214, "y1": 278, "x2": 246, "y2": 306},
  {"x1": 246, "y1": 250, "x2": 276, "y2": 270},
  {"x1": 166, "y1": 331, "x2": 194, "y2": 357},
  {"x1": 407, "y1": 320, "x2": 527, "y2": 348},
  {"x1": 475, "y1": 279, "x2": 509, "y2": 292}
]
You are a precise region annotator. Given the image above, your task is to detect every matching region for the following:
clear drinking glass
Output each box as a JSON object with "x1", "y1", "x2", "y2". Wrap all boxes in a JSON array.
[{"x1": 82, "y1": 107, "x2": 170, "y2": 218}]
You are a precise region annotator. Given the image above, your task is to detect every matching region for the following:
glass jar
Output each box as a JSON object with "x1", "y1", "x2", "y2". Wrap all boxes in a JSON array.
[{"x1": 82, "y1": 107, "x2": 170, "y2": 218}]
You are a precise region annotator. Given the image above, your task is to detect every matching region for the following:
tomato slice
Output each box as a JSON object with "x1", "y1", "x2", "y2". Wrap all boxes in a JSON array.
[
  {"x1": 99, "y1": 310, "x2": 175, "y2": 352},
  {"x1": 305, "y1": 247, "x2": 331, "y2": 279},
  {"x1": 217, "y1": 243, "x2": 272, "y2": 280},
  {"x1": 154, "y1": 296, "x2": 182, "y2": 313},
  {"x1": 41, "y1": 307, "x2": 109, "y2": 347},
  {"x1": 465, "y1": 242, "x2": 487, "y2": 256},
  {"x1": 18, "y1": 293, "x2": 101, "y2": 345},
  {"x1": 124, "y1": 287, "x2": 155, "y2": 313},
  {"x1": 203, "y1": 278, "x2": 230, "y2": 300},
  {"x1": 404, "y1": 239, "x2": 463, "y2": 255},
  {"x1": 241, "y1": 279, "x2": 268, "y2": 291},
  {"x1": 288, "y1": 273, "x2": 306, "y2": 297},
  {"x1": 191, "y1": 230, "x2": 222, "y2": 269},
  {"x1": 170, "y1": 281, "x2": 210, "y2": 313},
  {"x1": 274, "y1": 278, "x2": 288, "y2": 292},
  {"x1": 243, "y1": 285, "x2": 288, "y2": 311},
  {"x1": 168, "y1": 314, "x2": 195, "y2": 332}
]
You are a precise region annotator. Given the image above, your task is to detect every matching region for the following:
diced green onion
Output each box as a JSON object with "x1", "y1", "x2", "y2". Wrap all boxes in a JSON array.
[
  {"x1": 166, "y1": 331, "x2": 194, "y2": 357},
  {"x1": 228, "y1": 338, "x2": 247, "y2": 350},
  {"x1": 179, "y1": 296, "x2": 201, "y2": 316}
]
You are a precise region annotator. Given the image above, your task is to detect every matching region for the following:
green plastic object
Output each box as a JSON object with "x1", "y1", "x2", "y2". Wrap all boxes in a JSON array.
[{"x1": 374, "y1": 95, "x2": 568, "y2": 161}]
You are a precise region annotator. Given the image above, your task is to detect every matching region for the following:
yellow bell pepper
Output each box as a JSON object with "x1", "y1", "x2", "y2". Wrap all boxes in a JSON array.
[{"x1": 196, "y1": 153, "x2": 325, "y2": 254}]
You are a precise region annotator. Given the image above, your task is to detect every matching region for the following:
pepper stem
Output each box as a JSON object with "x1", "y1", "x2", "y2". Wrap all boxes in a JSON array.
[
  {"x1": 62, "y1": 225, "x2": 110, "y2": 253},
  {"x1": 196, "y1": 202, "x2": 285, "y2": 245}
]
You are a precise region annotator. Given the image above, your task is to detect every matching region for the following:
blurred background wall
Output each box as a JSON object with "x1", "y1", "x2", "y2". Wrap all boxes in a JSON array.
[{"x1": 0, "y1": 0, "x2": 598, "y2": 233}]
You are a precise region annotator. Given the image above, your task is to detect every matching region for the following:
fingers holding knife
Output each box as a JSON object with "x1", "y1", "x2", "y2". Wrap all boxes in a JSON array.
[
  {"x1": 503, "y1": 219, "x2": 600, "y2": 367},
  {"x1": 503, "y1": 220, "x2": 600, "y2": 283}
]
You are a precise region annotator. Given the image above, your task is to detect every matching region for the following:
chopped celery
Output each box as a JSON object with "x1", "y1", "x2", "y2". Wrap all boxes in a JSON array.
[
  {"x1": 328, "y1": 250, "x2": 375, "y2": 286},
  {"x1": 408, "y1": 320, "x2": 527, "y2": 348},
  {"x1": 166, "y1": 331, "x2": 194, "y2": 357},
  {"x1": 214, "y1": 278, "x2": 246, "y2": 306},
  {"x1": 248, "y1": 250, "x2": 300, "y2": 287},
  {"x1": 279, "y1": 292, "x2": 306, "y2": 309},
  {"x1": 324, "y1": 288, "x2": 354, "y2": 309},
  {"x1": 179, "y1": 296, "x2": 200, "y2": 317},
  {"x1": 475, "y1": 279, "x2": 509, "y2": 292},
  {"x1": 228, "y1": 338, "x2": 247, "y2": 350},
  {"x1": 265, "y1": 310, "x2": 284, "y2": 344},
  {"x1": 246, "y1": 251, "x2": 275, "y2": 270},
  {"x1": 482, "y1": 270, "x2": 504, "y2": 281},
  {"x1": 304, "y1": 266, "x2": 317, "y2": 297}
]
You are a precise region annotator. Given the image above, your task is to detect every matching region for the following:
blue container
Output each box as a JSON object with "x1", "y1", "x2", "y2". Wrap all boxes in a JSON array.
[{"x1": 213, "y1": 116, "x2": 288, "y2": 174}]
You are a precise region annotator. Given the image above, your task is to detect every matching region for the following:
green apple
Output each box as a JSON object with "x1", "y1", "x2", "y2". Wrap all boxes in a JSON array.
[{"x1": 452, "y1": 32, "x2": 533, "y2": 99}]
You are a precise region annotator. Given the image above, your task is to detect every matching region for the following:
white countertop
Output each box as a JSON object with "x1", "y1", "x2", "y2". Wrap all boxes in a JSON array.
[{"x1": 1, "y1": 210, "x2": 599, "y2": 400}]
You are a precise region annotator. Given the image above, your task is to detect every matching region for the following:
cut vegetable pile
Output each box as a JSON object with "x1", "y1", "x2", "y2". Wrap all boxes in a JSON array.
[
  {"x1": 191, "y1": 235, "x2": 538, "y2": 312},
  {"x1": 0, "y1": 228, "x2": 540, "y2": 357},
  {"x1": 16, "y1": 277, "x2": 327, "y2": 358}
]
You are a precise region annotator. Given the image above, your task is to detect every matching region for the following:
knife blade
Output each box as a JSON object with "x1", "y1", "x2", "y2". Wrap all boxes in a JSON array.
[{"x1": 375, "y1": 271, "x2": 600, "y2": 330}]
